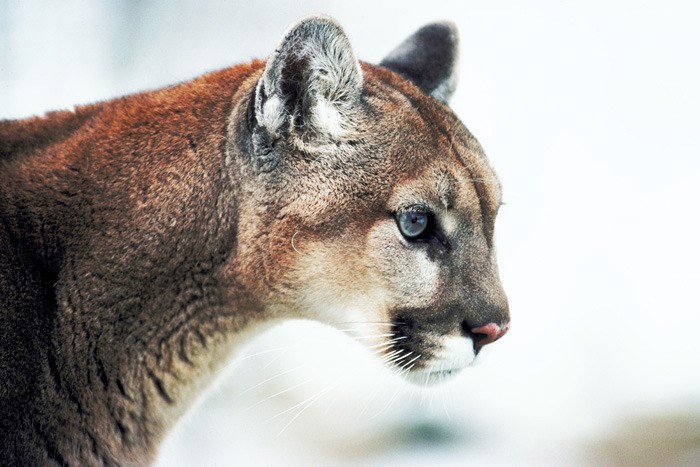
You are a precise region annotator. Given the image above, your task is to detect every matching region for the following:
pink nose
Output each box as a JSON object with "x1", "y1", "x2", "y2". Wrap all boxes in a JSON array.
[{"x1": 471, "y1": 322, "x2": 509, "y2": 349}]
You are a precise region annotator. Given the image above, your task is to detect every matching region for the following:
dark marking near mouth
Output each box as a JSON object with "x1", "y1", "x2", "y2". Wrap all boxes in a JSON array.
[
  {"x1": 389, "y1": 314, "x2": 442, "y2": 370},
  {"x1": 391, "y1": 315, "x2": 414, "y2": 343}
]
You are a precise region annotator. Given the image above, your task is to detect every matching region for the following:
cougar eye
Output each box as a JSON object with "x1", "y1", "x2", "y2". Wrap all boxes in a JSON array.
[{"x1": 396, "y1": 211, "x2": 430, "y2": 239}]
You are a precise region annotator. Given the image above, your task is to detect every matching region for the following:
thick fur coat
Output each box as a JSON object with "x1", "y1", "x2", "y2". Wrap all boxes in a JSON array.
[{"x1": 0, "y1": 17, "x2": 508, "y2": 464}]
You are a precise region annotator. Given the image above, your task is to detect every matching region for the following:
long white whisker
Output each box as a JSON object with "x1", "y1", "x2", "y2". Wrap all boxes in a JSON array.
[
  {"x1": 376, "y1": 349, "x2": 403, "y2": 363},
  {"x1": 421, "y1": 368, "x2": 431, "y2": 404},
  {"x1": 215, "y1": 344, "x2": 301, "y2": 375},
  {"x1": 347, "y1": 334, "x2": 397, "y2": 339},
  {"x1": 401, "y1": 354, "x2": 421, "y2": 369},
  {"x1": 383, "y1": 351, "x2": 412, "y2": 366},
  {"x1": 267, "y1": 385, "x2": 330, "y2": 422},
  {"x1": 440, "y1": 369, "x2": 451, "y2": 420},
  {"x1": 370, "y1": 360, "x2": 417, "y2": 420},
  {"x1": 239, "y1": 364, "x2": 308, "y2": 396},
  {"x1": 332, "y1": 321, "x2": 395, "y2": 326},
  {"x1": 358, "y1": 385, "x2": 381, "y2": 419},
  {"x1": 238, "y1": 345, "x2": 297, "y2": 361},
  {"x1": 336, "y1": 326, "x2": 394, "y2": 335},
  {"x1": 261, "y1": 352, "x2": 287, "y2": 370},
  {"x1": 323, "y1": 389, "x2": 343, "y2": 416},
  {"x1": 277, "y1": 385, "x2": 334, "y2": 437},
  {"x1": 246, "y1": 375, "x2": 319, "y2": 410},
  {"x1": 365, "y1": 341, "x2": 398, "y2": 351},
  {"x1": 366, "y1": 338, "x2": 408, "y2": 353},
  {"x1": 335, "y1": 328, "x2": 388, "y2": 333},
  {"x1": 370, "y1": 386, "x2": 400, "y2": 420}
]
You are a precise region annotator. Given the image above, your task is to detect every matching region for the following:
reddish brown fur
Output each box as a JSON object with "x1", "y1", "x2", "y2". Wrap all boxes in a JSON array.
[
  {"x1": 0, "y1": 23, "x2": 507, "y2": 464},
  {"x1": 0, "y1": 61, "x2": 269, "y2": 465}
]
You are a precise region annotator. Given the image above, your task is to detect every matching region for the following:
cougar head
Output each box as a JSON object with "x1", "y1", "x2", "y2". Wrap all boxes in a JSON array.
[{"x1": 233, "y1": 16, "x2": 509, "y2": 385}]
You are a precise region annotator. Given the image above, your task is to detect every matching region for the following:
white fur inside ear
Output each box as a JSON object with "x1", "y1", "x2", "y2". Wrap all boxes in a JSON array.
[
  {"x1": 259, "y1": 94, "x2": 287, "y2": 137},
  {"x1": 311, "y1": 97, "x2": 346, "y2": 139},
  {"x1": 255, "y1": 16, "x2": 363, "y2": 141}
]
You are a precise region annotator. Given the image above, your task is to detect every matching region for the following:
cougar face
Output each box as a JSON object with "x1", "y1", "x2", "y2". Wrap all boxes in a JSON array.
[{"x1": 235, "y1": 17, "x2": 509, "y2": 385}]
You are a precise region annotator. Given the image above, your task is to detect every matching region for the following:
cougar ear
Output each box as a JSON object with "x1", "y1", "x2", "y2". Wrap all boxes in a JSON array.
[
  {"x1": 254, "y1": 16, "x2": 363, "y2": 143},
  {"x1": 380, "y1": 22, "x2": 459, "y2": 104}
]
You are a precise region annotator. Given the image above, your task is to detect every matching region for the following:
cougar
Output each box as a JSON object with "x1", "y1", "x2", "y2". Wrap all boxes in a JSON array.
[{"x1": 0, "y1": 16, "x2": 509, "y2": 465}]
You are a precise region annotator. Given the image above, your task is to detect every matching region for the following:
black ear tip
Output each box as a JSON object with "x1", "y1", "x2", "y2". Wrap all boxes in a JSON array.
[
  {"x1": 419, "y1": 21, "x2": 459, "y2": 42},
  {"x1": 380, "y1": 21, "x2": 460, "y2": 103},
  {"x1": 412, "y1": 21, "x2": 460, "y2": 53}
]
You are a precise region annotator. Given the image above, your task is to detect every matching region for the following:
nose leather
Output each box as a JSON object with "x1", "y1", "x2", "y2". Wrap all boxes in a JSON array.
[{"x1": 470, "y1": 322, "x2": 509, "y2": 349}]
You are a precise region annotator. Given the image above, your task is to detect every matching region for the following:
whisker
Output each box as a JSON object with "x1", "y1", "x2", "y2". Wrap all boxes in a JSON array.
[
  {"x1": 323, "y1": 389, "x2": 343, "y2": 415},
  {"x1": 337, "y1": 332, "x2": 396, "y2": 338},
  {"x1": 350, "y1": 334, "x2": 398, "y2": 339},
  {"x1": 376, "y1": 349, "x2": 403, "y2": 364},
  {"x1": 261, "y1": 352, "x2": 286, "y2": 370},
  {"x1": 216, "y1": 344, "x2": 300, "y2": 375},
  {"x1": 401, "y1": 354, "x2": 421, "y2": 369},
  {"x1": 365, "y1": 340, "x2": 400, "y2": 351},
  {"x1": 246, "y1": 375, "x2": 319, "y2": 410},
  {"x1": 383, "y1": 351, "x2": 412, "y2": 366},
  {"x1": 239, "y1": 364, "x2": 308, "y2": 396},
  {"x1": 398, "y1": 361, "x2": 418, "y2": 378},
  {"x1": 358, "y1": 384, "x2": 381, "y2": 419},
  {"x1": 238, "y1": 345, "x2": 297, "y2": 361},
  {"x1": 277, "y1": 385, "x2": 334, "y2": 437},
  {"x1": 370, "y1": 349, "x2": 396, "y2": 360},
  {"x1": 440, "y1": 370, "x2": 451, "y2": 420},
  {"x1": 353, "y1": 336, "x2": 407, "y2": 351},
  {"x1": 370, "y1": 359, "x2": 418, "y2": 420},
  {"x1": 374, "y1": 348, "x2": 400, "y2": 360},
  {"x1": 420, "y1": 370, "x2": 430, "y2": 405},
  {"x1": 388, "y1": 336, "x2": 408, "y2": 341},
  {"x1": 370, "y1": 386, "x2": 400, "y2": 420},
  {"x1": 332, "y1": 321, "x2": 397, "y2": 325},
  {"x1": 267, "y1": 385, "x2": 331, "y2": 422}
]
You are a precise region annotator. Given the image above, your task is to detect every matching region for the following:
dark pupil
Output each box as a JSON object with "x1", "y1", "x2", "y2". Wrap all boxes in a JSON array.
[{"x1": 398, "y1": 211, "x2": 428, "y2": 238}]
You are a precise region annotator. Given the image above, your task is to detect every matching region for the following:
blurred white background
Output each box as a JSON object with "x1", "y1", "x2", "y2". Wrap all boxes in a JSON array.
[{"x1": 2, "y1": 0, "x2": 700, "y2": 465}]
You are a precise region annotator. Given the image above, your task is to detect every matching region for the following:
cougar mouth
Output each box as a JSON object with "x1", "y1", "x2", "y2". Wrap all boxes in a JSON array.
[{"x1": 393, "y1": 335, "x2": 477, "y2": 386}]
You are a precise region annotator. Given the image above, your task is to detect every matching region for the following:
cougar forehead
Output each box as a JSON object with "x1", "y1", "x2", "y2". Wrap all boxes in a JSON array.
[{"x1": 268, "y1": 64, "x2": 501, "y2": 226}]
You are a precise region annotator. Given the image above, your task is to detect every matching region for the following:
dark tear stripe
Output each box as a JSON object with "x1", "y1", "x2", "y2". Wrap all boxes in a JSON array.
[{"x1": 402, "y1": 93, "x2": 494, "y2": 248}]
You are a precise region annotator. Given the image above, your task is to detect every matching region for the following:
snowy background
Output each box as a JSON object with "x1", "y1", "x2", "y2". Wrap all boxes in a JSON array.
[{"x1": 2, "y1": 0, "x2": 699, "y2": 465}]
